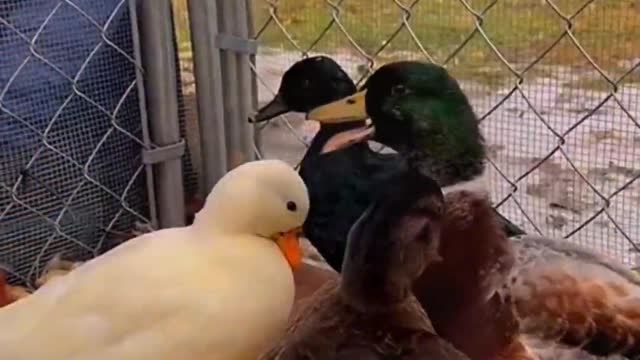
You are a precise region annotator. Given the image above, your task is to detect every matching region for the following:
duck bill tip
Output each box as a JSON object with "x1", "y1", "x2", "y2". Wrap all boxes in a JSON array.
[
  {"x1": 275, "y1": 228, "x2": 303, "y2": 270},
  {"x1": 251, "y1": 94, "x2": 289, "y2": 123}
]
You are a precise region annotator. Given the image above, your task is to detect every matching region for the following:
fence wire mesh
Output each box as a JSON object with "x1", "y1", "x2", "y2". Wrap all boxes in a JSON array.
[
  {"x1": 0, "y1": 0, "x2": 152, "y2": 285},
  {"x1": 247, "y1": 0, "x2": 640, "y2": 266}
]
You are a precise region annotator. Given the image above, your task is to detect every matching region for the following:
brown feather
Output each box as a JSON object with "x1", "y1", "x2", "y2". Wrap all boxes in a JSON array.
[
  {"x1": 413, "y1": 190, "x2": 517, "y2": 359},
  {"x1": 504, "y1": 236, "x2": 640, "y2": 358},
  {"x1": 493, "y1": 340, "x2": 537, "y2": 360},
  {"x1": 262, "y1": 279, "x2": 467, "y2": 360},
  {"x1": 415, "y1": 189, "x2": 640, "y2": 359},
  {"x1": 0, "y1": 271, "x2": 11, "y2": 308},
  {"x1": 262, "y1": 169, "x2": 467, "y2": 359},
  {"x1": 290, "y1": 263, "x2": 338, "y2": 321},
  {"x1": 284, "y1": 189, "x2": 640, "y2": 359},
  {"x1": 0, "y1": 271, "x2": 29, "y2": 307}
]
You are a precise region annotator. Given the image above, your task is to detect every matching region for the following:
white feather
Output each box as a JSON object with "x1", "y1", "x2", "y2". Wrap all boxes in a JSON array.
[{"x1": 0, "y1": 160, "x2": 310, "y2": 360}]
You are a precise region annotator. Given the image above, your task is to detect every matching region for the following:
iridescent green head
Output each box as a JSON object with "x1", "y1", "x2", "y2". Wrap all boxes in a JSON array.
[{"x1": 308, "y1": 61, "x2": 486, "y2": 183}]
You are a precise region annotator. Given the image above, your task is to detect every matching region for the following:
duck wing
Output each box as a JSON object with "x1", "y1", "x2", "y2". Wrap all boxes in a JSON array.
[{"x1": 500, "y1": 234, "x2": 640, "y2": 358}]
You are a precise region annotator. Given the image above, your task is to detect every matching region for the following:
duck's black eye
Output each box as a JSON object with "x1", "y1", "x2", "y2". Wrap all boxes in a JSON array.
[
  {"x1": 301, "y1": 79, "x2": 310, "y2": 88},
  {"x1": 391, "y1": 84, "x2": 409, "y2": 96},
  {"x1": 286, "y1": 201, "x2": 297, "y2": 212}
]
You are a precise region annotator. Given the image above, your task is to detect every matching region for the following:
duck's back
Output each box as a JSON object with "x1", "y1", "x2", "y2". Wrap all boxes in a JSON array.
[
  {"x1": 299, "y1": 146, "x2": 403, "y2": 271},
  {"x1": 263, "y1": 280, "x2": 468, "y2": 360},
  {"x1": 0, "y1": 229, "x2": 294, "y2": 360}
]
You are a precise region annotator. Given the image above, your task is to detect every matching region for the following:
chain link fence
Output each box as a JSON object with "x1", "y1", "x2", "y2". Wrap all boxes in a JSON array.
[
  {"x1": 0, "y1": 0, "x2": 153, "y2": 285},
  {"x1": 2, "y1": 0, "x2": 638, "y2": 286},
  {"x1": 0, "y1": 0, "x2": 245, "y2": 287},
  {"x1": 0, "y1": 0, "x2": 202, "y2": 286},
  {"x1": 246, "y1": 0, "x2": 640, "y2": 266}
]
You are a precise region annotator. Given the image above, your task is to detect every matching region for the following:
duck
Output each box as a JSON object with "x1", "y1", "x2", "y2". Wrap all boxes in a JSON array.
[
  {"x1": 0, "y1": 159, "x2": 309, "y2": 360},
  {"x1": 261, "y1": 166, "x2": 469, "y2": 360},
  {"x1": 250, "y1": 55, "x2": 403, "y2": 273},
  {"x1": 251, "y1": 56, "x2": 521, "y2": 272},
  {"x1": 308, "y1": 60, "x2": 640, "y2": 359},
  {"x1": 306, "y1": 61, "x2": 525, "y2": 236}
]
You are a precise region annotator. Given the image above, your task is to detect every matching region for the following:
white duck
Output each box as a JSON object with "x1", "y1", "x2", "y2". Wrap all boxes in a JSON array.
[{"x1": 0, "y1": 159, "x2": 310, "y2": 360}]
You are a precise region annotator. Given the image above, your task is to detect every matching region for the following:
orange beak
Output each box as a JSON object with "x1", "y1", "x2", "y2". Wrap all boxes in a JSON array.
[{"x1": 274, "y1": 227, "x2": 303, "y2": 270}]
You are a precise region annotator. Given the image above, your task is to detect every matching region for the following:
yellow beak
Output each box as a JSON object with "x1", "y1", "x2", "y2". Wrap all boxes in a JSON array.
[
  {"x1": 274, "y1": 227, "x2": 303, "y2": 270},
  {"x1": 306, "y1": 90, "x2": 368, "y2": 123}
]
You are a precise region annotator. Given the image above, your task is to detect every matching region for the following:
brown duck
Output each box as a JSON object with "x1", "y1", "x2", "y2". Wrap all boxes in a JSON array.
[{"x1": 261, "y1": 167, "x2": 469, "y2": 359}]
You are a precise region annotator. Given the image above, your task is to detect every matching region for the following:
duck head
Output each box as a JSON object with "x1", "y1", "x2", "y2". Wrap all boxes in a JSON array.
[
  {"x1": 307, "y1": 61, "x2": 487, "y2": 184},
  {"x1": 340, "y1": 166, "x2": 445, "y2": 312},
  {"x1": 250, "y1": 56, "x2": 358, "y2": 123},
  {"x1": 193, "y1": 160, "x2": 310, "y2": 269}
]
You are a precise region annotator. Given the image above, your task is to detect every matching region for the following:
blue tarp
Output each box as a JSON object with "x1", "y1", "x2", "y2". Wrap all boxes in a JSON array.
[{"x1": 0, "y1": 0, "x2": 148, "y2": 280}]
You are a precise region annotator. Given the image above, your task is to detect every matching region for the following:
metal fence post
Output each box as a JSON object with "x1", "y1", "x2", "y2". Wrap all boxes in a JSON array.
[
  {"x1": 128, "y1": 0, "x2": 159, "y2": 229},
  {"x1": 217, "y1": 0, "x2": 255, "y2": 169},
  {"x1": 233, "y1": 0, "x2": 256, "y2": 162},
  {"x1": 246, "y1": 0, "x2": 261, "y2": 157},
  {"x1": 137, "y1": 0, "x2": 186, "y2": 228},
  {"x1": 187, "y1": 0, "x2": 229, "y2": 192}
]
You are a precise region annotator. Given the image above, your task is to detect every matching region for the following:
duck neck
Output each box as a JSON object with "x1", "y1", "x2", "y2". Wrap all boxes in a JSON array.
[
  {"x1": 402, "y1": 137, "x2": 486, "y2": 191},
  {"x1": 191, "y1": 199, "x2": 253, "y2": 237},
  {"x1": 340, "y1": 263, "x2": 409, "y2": 314},
  {"x1": 304, "y1": 121, "x2": 368, "y2": 158},
  {"x1": 338, "y1": 218, "x2": 410, "y2": 313}
]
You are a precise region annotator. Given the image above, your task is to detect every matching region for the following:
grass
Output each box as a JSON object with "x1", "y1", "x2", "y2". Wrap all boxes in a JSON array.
[
  {"x1": 173, "y1": 0, "x2": 640, "y2": 86},
  {"x1": 172, "y1": 0, "x2": 191, "y2": 52}
]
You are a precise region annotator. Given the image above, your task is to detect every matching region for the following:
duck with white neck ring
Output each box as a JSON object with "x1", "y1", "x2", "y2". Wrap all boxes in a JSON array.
[{"x1": 307, "y1": 61, "x2": 525, "y2": 237}]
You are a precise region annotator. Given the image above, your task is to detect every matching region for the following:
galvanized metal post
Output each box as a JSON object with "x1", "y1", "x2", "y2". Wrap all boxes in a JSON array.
[
  {"x1": 245, "y1": 0, "x2": 261, "y2": 157},
  {"x1": 128, "y1": 0, "x2": 159, "y2": 228},
  {"x1": 233, "y1": 0, "x2": 255, "y2": 162},
  {"x1": 187, "y1": 0, "x2": 228, "y2": 192},
  {"x1": 217, "y1": 0, "x2": 253, "y2": 169},
  {"x1": 137, "y1": 0, "x2": 186, "y2": 228}
]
